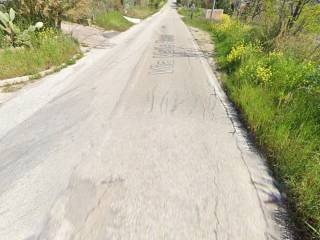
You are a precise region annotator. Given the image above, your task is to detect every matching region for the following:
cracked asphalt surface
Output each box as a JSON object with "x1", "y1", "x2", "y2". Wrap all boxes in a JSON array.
[{"x1": 0, "y1": 1, "x2": 289, "y2": 239}]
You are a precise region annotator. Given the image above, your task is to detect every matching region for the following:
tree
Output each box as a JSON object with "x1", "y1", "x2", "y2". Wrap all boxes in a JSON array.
[
  {"x1": 235, "y1": 0, "x2": 318, "y2": 40},
  {"x1": 286, "y1": 0, "x2": 314, "y2": 31}
]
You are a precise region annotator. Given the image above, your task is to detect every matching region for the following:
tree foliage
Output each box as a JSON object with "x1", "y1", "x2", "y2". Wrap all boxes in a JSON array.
[{"x1": 5, "y1": 0, "x2": 78, "y2": 28}]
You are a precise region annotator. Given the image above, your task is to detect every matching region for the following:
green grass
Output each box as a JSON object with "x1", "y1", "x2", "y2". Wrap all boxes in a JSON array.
[
  {"x1": 179, "y1": 7, "x2": 320, "y2": 239},
  {"x1": 0, "y1": 31, "x2": 80, "y2": 80},
  {"x1": 178, "y1": 7, "x2": 212, "y2": 31},
  {"x1": 95, "y1": 11, "x2": 133, "y2": 31},
  {"x1": 125, "y1": 6, "x2": 158, "y2": 19}
]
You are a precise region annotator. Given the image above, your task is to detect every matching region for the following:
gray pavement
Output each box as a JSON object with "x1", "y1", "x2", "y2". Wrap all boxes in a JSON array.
[
  {"x1": 0, "y1": 1, "x2": 290, "y2": 239},
  {"x1": 61, "y1": 21, "x2": 119, "y2": 49}
]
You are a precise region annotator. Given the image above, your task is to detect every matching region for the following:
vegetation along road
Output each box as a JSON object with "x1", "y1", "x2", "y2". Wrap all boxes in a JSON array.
[{"x1": 0, "y1": 0, "x2": 319, "y2": 239}]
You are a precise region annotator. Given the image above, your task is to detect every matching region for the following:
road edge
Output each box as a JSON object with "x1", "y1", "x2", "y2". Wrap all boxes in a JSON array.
[{"x1": 183, "y1": 17, "x2": 293, "y2": 240}]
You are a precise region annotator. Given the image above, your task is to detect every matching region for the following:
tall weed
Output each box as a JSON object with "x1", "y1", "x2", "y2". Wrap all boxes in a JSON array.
[{"x1": 213, "y1": 15, "x2": 320, "y2": 237}]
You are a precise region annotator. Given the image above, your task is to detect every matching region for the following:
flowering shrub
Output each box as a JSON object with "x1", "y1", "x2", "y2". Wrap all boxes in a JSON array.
[
  {"x1": 215, "y1": 18, "x2": 319, "y2": 98},
  {"x1": 238, "y1": 61, "x2": 273, "y2": 87},
  {"x1": 211, "y1": 14, "x2": 232, "y2": 32},
  {"x1": 36, "y1": 28, "x2": 57, "y2": 42},
  {"x1": 227, "y1": 43, "x2": 245, "y2": 63},
  {"x1": 256, "y1": 65, "x2": 272, "y2": 85}
]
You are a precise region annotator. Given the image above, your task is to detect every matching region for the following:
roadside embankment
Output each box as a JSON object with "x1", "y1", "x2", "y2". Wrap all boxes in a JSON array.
[
  {"x1": 179, "y1": 6, "x2": 320, "y2": 239},
  {"x1": 0, "y1": 29, "x2": 80, "y2": 81}
]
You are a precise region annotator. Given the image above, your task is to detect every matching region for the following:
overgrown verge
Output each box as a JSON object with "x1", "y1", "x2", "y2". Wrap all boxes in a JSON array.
[
  {"x1": 125, "y1": 6, "x2": 158, "y2": 19},
  {"x1": 65, "y1": 0, "x2": 166, "y2": 31},
  {"x1": 95, "y1": 11, "x2": 132, "y2": 31},
  {"x1": 179, "y1": 7, "x2": 320, "y2": 239},
  {"x1": 124, "y1": 0, "x2": 166, "y2": 19},
  {"x1": 0, "y1": 7, "x2": 80, "y2": 81}
]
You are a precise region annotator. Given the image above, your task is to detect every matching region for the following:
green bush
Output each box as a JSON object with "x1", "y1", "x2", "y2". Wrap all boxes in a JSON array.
[{"x1": 235, "y1": 49, "x2": 319, "y2": 94}]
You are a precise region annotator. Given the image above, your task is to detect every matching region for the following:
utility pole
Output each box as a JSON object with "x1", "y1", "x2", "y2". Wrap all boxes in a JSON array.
[{"x1": 210, "y1": 0, "x2": 216, "y2": 20}]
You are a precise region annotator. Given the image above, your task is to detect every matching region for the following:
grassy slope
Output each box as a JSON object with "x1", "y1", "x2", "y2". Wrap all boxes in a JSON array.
[
  {"x1": 179, "y1": 7, "x2": 320, "y2": 239},
  {"x1": 125, "y1": 6, "x2": 158, "y2": 19},
  {"x1": 95, "y1": 11, "x2": 133, "y2": 32},
  {"x1": 0, "y1": 32, "x2": 79, "y2": 80}
]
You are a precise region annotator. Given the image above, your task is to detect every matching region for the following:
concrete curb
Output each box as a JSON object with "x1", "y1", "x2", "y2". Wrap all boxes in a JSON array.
[
  {"x1": 0, "y1": 52, "x2": 83, "y2": 87},
  {"x1": 123, "y1": 16, "x2": 142, "y2": 24}
]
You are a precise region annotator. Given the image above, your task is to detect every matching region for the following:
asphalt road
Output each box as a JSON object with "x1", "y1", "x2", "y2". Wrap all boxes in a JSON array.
[{"x1": 0, "y1": 1, "x2": 289, "y2": 239}]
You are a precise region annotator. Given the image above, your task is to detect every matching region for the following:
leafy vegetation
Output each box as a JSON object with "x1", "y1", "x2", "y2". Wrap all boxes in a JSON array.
[
  {"x1": 179, "y1": 1, "x2": 320, "y2": 239},
  {"x1": 6, "y1": 0, "x2": 88, "y2": 29},
  {"x1": 0, "y1": 8, "x2": 43, "y2": 47},
  {"x1": 66, "y1": 0, "x2": 124, "y2": 24}
]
